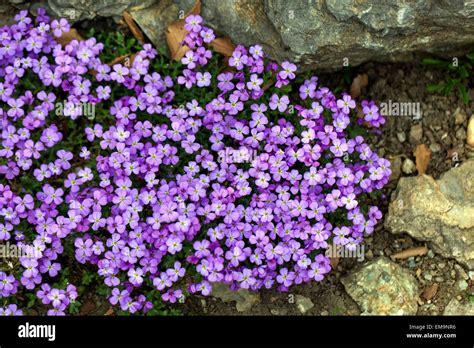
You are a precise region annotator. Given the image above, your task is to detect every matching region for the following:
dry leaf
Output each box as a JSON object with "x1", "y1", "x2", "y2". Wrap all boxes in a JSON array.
[
  {"x1": 392, "y1": 246, "x2": 428, "y2": 260},
  {"x1": 108, "y1": 53, "x2": 137, "y2": 67},
  {"x1": 262, "y1": 78, "x2": 275, "y2": 91},
  {"x1": 166, "y1": 0, "x2": 201, "y2": 61},
  {"x1": 422, "y1": 283, "x2": 439, "y2": 301},
  {"x1": 210, "y1": 36, "x2": 235, "y2": 58},
  {"x1": 123, "y1": 11, "x2": 146, "y2": 44},
  {"x1": 329, "y1": 257, "x2": 339, "y2": 269},
  {"x1": 414, "y1": 144, "x2": 432, "y2": 175},
  {"x1": 104, "y1": 308, "x2": 114, "y2": 316},
  {"x1": 350, "y1": 73, "x2": 368, "y2": 99},
  {"x1": 55, "y1": 28, "x2": 83, "y2": 46}
]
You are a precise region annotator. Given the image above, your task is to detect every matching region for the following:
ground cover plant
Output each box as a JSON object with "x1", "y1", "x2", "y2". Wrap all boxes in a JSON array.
[{"x1": 0, "y1": 9, "x2": 390, "y2": 315}]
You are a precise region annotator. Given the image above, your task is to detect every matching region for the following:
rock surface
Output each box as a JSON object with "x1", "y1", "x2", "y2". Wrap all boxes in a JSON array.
[
  {"x1": 341, "y1": 257, "x2": 419, "y2": 315},
  {"x1": 211, "y1": 282, "x2": 260, "y2": 313},
  {"x1": 143, "y1": 0, "x2": 474, "y2": 71},
  {"x1": 443, "y1": 298, "x2": 474, "y2": 315},
  {"x1": 4, "y1": 0, "x2": 474, "y2": 70},
  {"x1": 386, "y1": 159, "x2": 474, "y2": 269},
  {"x1": 47, "y1": 0, "x2": 155, "y2": 21}
]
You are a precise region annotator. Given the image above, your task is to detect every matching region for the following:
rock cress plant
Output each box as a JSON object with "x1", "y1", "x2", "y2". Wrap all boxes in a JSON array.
[{"x1": 0, "y1": 10, "x2": 390, "y2": 315}]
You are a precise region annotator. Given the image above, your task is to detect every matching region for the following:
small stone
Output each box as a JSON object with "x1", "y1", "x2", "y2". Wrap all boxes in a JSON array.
[
  {"x1": 270, "y1": 308, "x2": 288, "y2": 315},
  {"x1": 435, "y1": 277, "x2": 444, "y2": 283},
  {"x1": 468, "y1": 271, "x2": 474, "y2": 281},
  {"x1": 388, "y1": 156, "x2": 402, "y2": 182},
  {"x1": 454, "y1": 107, "x2": 467, "y2": 125},
  {"x1": 467, "y1": 115, "x2": 474, "y2": 147},
  {"x1": 424, "y1": 273, "x2": 433, "y2": 281},
  {"x1": 457, "y1": 279, "x2": 468, "y2": 291},
  {"x1": 397, "y1": 132, "x2": 407, "y2": 143},
  {"x1": 211, "y1": 282, "x2": 260, "y2": 313},
  {"x1": 429, "y1": 143, "x2": 441, "y2": 153},
  {"x1": 409, "y1": 124, "x2": 423, "y2": 143},
  {"x1": 408, "y1": 259, "x2": 417, "y2": 268},
  {"x1": 295, "y1": 295, "x2": 314, "y2": 314},
  {"x1": 438, "y1": 262, "x2": 446, "y2": 269},
  {"x1": 365, "y1": 249, "x2": 374, "y2": 260},
  {"x1": 444, "y1": 298, "x2": 474, "y2": 315},
  {"x1": 320, "y1": 310, "x2": 329, "y2": 316},
  {"x1": 456, "y1": 127, "x2": 467, "y2": 141},
  {"x1": 451, "y1": 270, "x2": 456, "y2": 279},
  {"x1": 402, "y1": 158, "x2": 416, "y2": 174},
  {"x1": 427, "y1": 250, "x2": 435, "y2": 258},
  {"x1": 454, "y1": 264, "x2": 469, "y2": 280}
]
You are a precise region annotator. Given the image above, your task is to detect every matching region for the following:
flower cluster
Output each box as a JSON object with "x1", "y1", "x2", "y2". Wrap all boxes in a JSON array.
[{"x1": 0, "y1": 11, "x2": 390, "y2": 315}]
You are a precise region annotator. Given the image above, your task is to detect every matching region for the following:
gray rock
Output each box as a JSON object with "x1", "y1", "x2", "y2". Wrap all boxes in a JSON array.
[
  {"x1": 385, "y1": 159, "x2": 474, "y2": 269},
  {"x1": 402, "y1": 158, "x2": 416, "y2": 174},
  {"x1": 47, "y1": 0, "x2": 155, "y2": 21},
  {"x1": 130, "y1": 0, "x2": 180, "y2": 48},
  {"x1": 130, "y1": 0, "x2": 474, "y2": 71},
  {"x1": 341, "y1": 257, "x2": 419, "y2": 315},
  {"x1": 295, "y1": 295, "x2": 314, "y2": 314},
  {"x1": 211, "y1": 282, "x2": 260, "y2": 313},
  {"x1": 444, "y1": 298, "x2": 474, "y2": 315}
]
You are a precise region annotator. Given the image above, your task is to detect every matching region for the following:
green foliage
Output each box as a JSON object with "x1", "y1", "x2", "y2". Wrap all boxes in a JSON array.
[{"x1": 422, "y1": 53, "x2": 474, "y2": 104}]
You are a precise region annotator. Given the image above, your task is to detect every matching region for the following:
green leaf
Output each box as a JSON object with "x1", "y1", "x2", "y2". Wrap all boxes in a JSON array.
[
  {"x1": 458, "y1": 84, "x2": 470, "y2": 105},
  {"x1": 421, "y1": 58, "x2": 446, "y2": 66},
  {"x1": 426, "y1": 83, "x2": 444, "y2": 93},
  {"x1": 458, "y1": 66, "x2": 469, "y2": 79},
  {"x1": 466, "y1": 52, "x2": 474, "y2": 61}
]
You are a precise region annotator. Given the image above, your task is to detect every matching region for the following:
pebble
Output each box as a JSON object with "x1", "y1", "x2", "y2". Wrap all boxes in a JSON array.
[
  {"x1": 365, "y1": 249, "x2": 374, "y2": 260},
  {"x1": 408, "y1": 258, "x2": 417, "y2": 268},
  {"x1": 454, "y1": 107, "x2": 467, "y2": 125},
  {"x1": 424, "y1": 273, "x2": 433, "y2": 281},
  {"x1": 435, "y1": 277, "x2": 445, "y2": 283},
  {"x1": 454, "y1": 264, "x2": 469, "y2": 280},
  {"x1": 457, "y1": 280, "x2": 468, "y2": 291},
  {"x1": 427, "y1": 250, "x2": 435, "y2": 258},
  {"x1": 467, "y1": 115, "x2": 474, "y2": 146},
  {"x1": 402, "y1": 158, "x2": 416, "y2": 174},
  {"x1": 456, "y1": 127, "x2": 467, "y2": 141},
  {"x1": 397, "y1": 131, "x2": 407, "y2": 143},
  {"x1": 320, "y1": 310, "x2": 329, "y2": 316},
  {"x1": 409, "y1": 124, "x2": 423, "y2": 143},
  {"x1": 451, "y1": 270, "x2": 456, "y2": 279},
  {"x1": 429, "y1": 143, "x2": 441, "y2": 153},
  {"x1": 389, "y1": 156, "x2": 402, "y2": 182},
  {"x1": 438, "y1": 262, "x2": 446, "y2": 269},
  {"x1": 469, "y1": 271, "x2": 474, "y2": 281}
]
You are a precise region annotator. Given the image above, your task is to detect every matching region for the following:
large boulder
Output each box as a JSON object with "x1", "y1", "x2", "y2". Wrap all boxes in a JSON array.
[
  {"x1": 385, "y1": 160, "x2": 474, "y2": 269},
  {"x1": 140, "y1": 0, "x2": 474, "y2": 71},
  {"x1": 6, "y1": 0, "x2": 474, "y2": 70}
]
